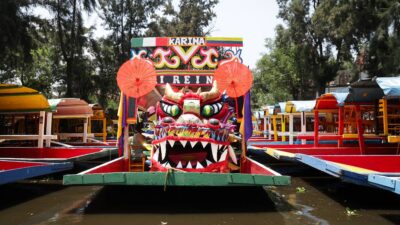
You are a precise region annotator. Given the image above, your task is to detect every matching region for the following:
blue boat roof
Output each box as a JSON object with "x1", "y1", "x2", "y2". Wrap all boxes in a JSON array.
[{"x1": 375, "y1": 77, "x2": 400, "y2": 98}]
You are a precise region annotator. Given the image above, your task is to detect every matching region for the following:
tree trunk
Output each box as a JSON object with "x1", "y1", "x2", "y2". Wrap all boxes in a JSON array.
[{"x1": 66, "y1": 58, "x2": 73, "y2": 97}]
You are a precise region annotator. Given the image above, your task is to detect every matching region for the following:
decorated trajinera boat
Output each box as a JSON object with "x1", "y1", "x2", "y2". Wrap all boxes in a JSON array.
[
  {"x1": 249, "y1": 77, "x2": 400, "y2": 195},
  {"x1": 63, "y1": 37, "x2": 290, "y2": 186}
]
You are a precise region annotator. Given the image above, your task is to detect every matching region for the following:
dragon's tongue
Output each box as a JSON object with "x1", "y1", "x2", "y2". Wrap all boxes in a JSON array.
[{"x1": 168, "y1": 152, "x2": 207, "y2": 165}]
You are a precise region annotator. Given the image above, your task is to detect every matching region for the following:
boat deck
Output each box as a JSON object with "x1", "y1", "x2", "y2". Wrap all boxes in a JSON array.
[
  {"x1": 63, "y1": 156, "x2": 290, "y2": 187},
  {"x1": 252, "y1": 143, "x2": 400, "y2": 195},
  {"x1": 0, "y1": 147, "x2": 117, "y2": 162},
  {"x1": 0, "y1": 160, "x2": 72, "y2": 185}
]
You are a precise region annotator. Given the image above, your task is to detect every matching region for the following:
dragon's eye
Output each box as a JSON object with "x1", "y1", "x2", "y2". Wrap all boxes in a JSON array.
[
  {"x1": 201, "y1": 102, "x2": 223, "y2": 118},
  {"x1": 161, "y1": 101, "x2": 181, "y2": 117},
  {"x1": 202, "y1": 105, "x2": 213, "y2": 117},
  {"x1": 170, "y1": 105, "x2": 180, "y2": 117}
]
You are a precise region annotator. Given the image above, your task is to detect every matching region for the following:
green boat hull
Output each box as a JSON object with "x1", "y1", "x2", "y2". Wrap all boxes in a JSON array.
[{"x1": 63, "y1": 171, "x2": 290, "y2": 186}]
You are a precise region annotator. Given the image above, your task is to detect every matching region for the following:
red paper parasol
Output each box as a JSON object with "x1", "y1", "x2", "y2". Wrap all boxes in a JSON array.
[
  {"x1": 213, "y1": 59, "x2": 253, "y2": 98},
  {"x1": 116, "y1": 58, "x2": 157, "y2": 98}
]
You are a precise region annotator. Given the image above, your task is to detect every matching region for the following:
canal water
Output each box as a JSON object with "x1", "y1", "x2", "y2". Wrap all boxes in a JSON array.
[{"x1": 1, "y1": 170, "x2": 400, "y2": 224}]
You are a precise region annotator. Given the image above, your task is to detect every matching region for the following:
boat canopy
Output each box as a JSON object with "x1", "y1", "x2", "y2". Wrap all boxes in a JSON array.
[
  {"x1": 345, "y1": 79, "x2": 384, "y2": 103},
  {"x1": 0, "y1": 84, "x2": 50, "y2": 113},
  {"x1": 375, "y1": 77, "x2": 400, "y2": 98},
  {"x1": 262, "y1": 105, "x2": 275, "y2": 116},
  {"x1": 254, "y1": 110, "x2": 264, "y2": 119},
  {"x1": 89, "y1": 103, "x2": 105, "y2": 119},
  {"x1": 315, "y1": 92, "x2": 350, "y2": 110},
  {"x1": 285, "y1": 100, "x2": 316, "y2": 113},
  {"x1": 277, "y1": 102, "x2": 286, "y2": 114},
  {"x1": 49, "y1": 98, "x2": 93, "y2": 118}
]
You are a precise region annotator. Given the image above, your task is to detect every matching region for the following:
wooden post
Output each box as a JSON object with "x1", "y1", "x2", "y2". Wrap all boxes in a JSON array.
[
  {"x1": 338, "y1": 106, "x2": 344, "y2": 147},
  {"x1": 124, "y1": 125, "x2": 129, "y2": 159},
  {"x1": 314, "y1": 110, "x2": 319, "y2": 147},
  {"x1": 38, "y1": 111, "x2": 45, "y2": 148},
  {"x1": 381, "y1": 98, "x2": 388, "y2": 136},
  {"x1": 268, "y1": 118, "x2": 272, "y2": 140},
  {"x1": 273, "y1": 116, "x2": 278, "y2": 141},
  {"x1": 83, "y1": 118, "x2": 88, "y2": 143},
  {"x1": 301, "y1": 111, "x2": 306, "y2": 145},
  {"x1": 45, "y1": 112, "x2": 52, "y2": 147},
  {"x1": 103, "y1": 118, "x2": 107, "y2": 142},
  {"x1": 281, "y1": 115, "x2": 286, "y2": 142},
  {"x1": 289, "y1": 114, "x2": 294, "y2": 144},
  {"x1": 355, "y1": 105, "x2": 366, "y2": 154},
  {"x1": 263, "y1": 117, "x2": 267, "y2": 138},
  {"x1": 88, "y1": 118, "x2": 92, "y2": 141}
]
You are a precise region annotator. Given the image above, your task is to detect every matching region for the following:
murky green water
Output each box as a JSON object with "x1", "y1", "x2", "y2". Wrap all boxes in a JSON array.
[{"x1": 1, "y1": 171, "x2": 400, "y2": 225}]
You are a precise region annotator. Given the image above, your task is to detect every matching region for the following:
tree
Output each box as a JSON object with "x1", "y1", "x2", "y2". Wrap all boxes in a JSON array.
[
  {"x1": 90, "y1": 38, "x2": 119, "y2": 110},
  {"x1": 44, "y1": 0, "x2": 97, "y2": 99},
  {"x1": 147, "y1": 0, "x2": 219, "y2": 36},
  {"x1": 0, "y1": 0, "x2": 42, "y2": 83},
  {"x1": 99, "y1": 0, "x2": 163, "y2": 66}
]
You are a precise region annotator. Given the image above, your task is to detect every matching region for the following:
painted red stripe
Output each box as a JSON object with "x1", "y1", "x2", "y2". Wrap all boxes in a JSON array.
[
  {"x1": 0, "y1": 161, "x2": 46, "y2": 170},
  {"x1": 0, "y1": 147, "x2": 104, "y2": 158},
  {"x1": 317, "y1": 155, "x2": 400, "y2": 172},
  {"x1": 261, "y1": 145, "x2": 399, "y2": 155},
  {"x1": 156, "y1": 37, "x2": 168, "y2": 46}
]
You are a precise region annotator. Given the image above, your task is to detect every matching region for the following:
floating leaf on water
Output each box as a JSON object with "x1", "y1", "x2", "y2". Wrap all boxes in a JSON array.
[
  {"x1": 345, "y1": 207, "x2": 358, "y2": 216},
  {"x1": 296, "y1": 186, "x2": 306, "y2": 193}
]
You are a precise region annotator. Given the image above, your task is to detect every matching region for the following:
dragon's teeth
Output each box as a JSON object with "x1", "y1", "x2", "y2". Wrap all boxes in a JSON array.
[
  {"x1": 187, "y1": 162, "x2": 193, "y2": 169},
  {"x1": 180, "y1": 140, "x2": 187, "y2": 147},
  {"x1": 190, "y1": 141, "x2": 197, "y2": 148},
  {"x1": 160, "y1": 141, "x2": 167, "y2": 160},
  {"x1": 219, "y1": 150, "x2": 228, "y2": 162},
  {"x1": 196, "y1": 161, "x2": 204, "y2": 169},
  {"x1": 168, "y1": 140, "x2": 175, "y2": 147},
  {"x1": 177, "y1": 161, "x2": 183, "y2": 168},
  {"x1": 228, "y1": 146, "x2": 237, "y2": 164},
  {"x1": 153, "y1": 149, "x2": 159, "y2": 161},
  {"x1": 165, "y1": 162, "x2": 171, "y2": 168},
  {"x1": 211, "y1": 143, "x2": 218, "y2": 162},
  {"x1": 206, "y1": 159, "x2": 212, "y2": 166},
  {"x1": 201, "y1": 141, "x2": 208, "y2": 148}
]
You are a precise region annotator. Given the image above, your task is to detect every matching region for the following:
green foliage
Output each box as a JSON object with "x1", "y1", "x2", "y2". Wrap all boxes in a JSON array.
[
  {"x1": 147, "y1": 0, "x2": 218, "y2": 36},
  {"x1": 99, "y1": 0, "x2": 163, "y2": 65},
  {"x1": 19, "y1": 46, "x2": 58, "y2": 97},
  {"x1": 0, "y1": 0, "x2": 45, "y2": 83},
  {"x1": 254, "y1": 0, "x2": 400, "y2": 108},
  {"x1": 1, "y1": 0, "x2": 217, "y2": 117}
]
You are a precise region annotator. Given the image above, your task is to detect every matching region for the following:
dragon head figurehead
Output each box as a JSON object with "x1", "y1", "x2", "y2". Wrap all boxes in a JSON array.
[{"x1": 151, "y1": 81, "x2": 237, "y2": 172}]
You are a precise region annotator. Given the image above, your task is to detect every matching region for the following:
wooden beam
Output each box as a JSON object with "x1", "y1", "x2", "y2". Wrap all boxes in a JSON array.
[
  {"x1": 83, "y1": 118, "x2": 88, "y2": 143},
  {"x1": 381, "y1": 99, "x2": 388, "y2": 135},
  {"x1": 38, "y1": 111, "x2": 45, "y2": 148},
  {"x1": 301, "y1": 111, "x2": 306, "y2": 145},
  {"x1": 0, "y1": 135, "x2": 57, "y2": 140},
  {"x1": 338, "y1": 106, "x2": 344, "y2": 147},
  {"x1": 45, "y1": 112, "x2": 52, "y2": 147},
  {"x1": 124, "y1": 125, "x2": 129, "y2": 159},
  {"x1": 281, "y1": 115, "x2": 286, "y2": 142},
  {"x1": 314, "y1": 110, "x2": 319, "y2": 147},
  {"x1": 355, "y1": 105, "x2": 366, "y2": 154},
  {"x1": 263, "y1": 117, "x2": 267, "y2": 138},
  {"x1": 103, "y1": 118, "x2": 107, "y2": 142},
  {"x1": 289, "y1": 114, "x2": 294, "y2": 144},
  {"x1": 268, "y1": 118, "x2": 272, "y2": 140}
]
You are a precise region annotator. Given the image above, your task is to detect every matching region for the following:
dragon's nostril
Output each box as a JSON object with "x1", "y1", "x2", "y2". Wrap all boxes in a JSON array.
[{"x1": 209, "y1": 118, "x2": 219, "y2": 126}]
